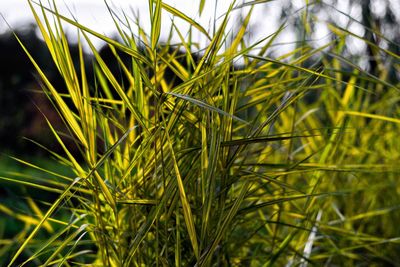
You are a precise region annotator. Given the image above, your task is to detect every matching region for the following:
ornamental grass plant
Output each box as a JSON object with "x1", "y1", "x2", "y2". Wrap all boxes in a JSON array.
[{"x1": 1, "y1": 0, "x2": 400, "y2": 266}]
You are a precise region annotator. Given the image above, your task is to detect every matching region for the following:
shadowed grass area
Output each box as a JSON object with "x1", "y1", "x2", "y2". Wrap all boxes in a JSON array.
[{"x1": 1, "y1": 0, "x2": 400, "y2": 266}]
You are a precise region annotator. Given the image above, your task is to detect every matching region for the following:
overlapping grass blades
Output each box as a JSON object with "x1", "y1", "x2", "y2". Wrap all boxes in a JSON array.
[{"x1": 1, "y1": 0, "x2": 400, "y2": 266}]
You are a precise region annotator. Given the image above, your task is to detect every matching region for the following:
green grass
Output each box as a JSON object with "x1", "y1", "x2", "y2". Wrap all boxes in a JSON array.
[{"x1": 1, "y1": 0, "x2": 400, "y2": 266}]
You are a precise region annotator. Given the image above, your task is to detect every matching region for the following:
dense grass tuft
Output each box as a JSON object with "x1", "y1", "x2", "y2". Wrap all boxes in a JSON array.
[{"x1": 1, "y1": 1, "x2": 400, "y2": 266}]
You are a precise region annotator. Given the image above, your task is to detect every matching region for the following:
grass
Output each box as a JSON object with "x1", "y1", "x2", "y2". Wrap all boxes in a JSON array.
[{"x1": 1, "y1": 0, "x2": 400, "y2": 266}]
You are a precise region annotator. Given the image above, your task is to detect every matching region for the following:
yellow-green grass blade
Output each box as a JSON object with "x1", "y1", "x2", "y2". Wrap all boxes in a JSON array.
[
  {"x1": 15, "y1": 35, "x2": 89, "y2": 150},
  {"x1": 323, "y1": 49, "x2": 399, "y2": 92},
  {"x1": 116, "y1": 199, "x2": 158, "y2": 205},
  {"x1": 220, "y1": 134, "x2": 318, "y2": 147},
  {"x1": 44, "y1": 115, "x2": 86, "y2": 176},
  {"x1": 199, "y1": 0, "x2": 206, "y2": 15},
  {"x1": 0, "y1": 176, "x2": 65, "y2": 195},
  {"x1": 32, "y1": 1, "x2": 84, "y2": 112},
  {"x1": 26, "y1": 197, "x2": 54, "y2": 233},
  {"x1": 171, "y1": 23, "x2": 197, "y2": 70},
  {"x1": 344, "y1": 111, "x2": 400, "y2": 125},
  {"x1": 329, "y1": 23, "x2": 400, "y2": 61},
  {"x1": 162, "y1": 113, "x2": 200, "y2": 259},
  {"x1": 227, "y1": 6, "x2": 253, "y2": 55},
  {"x1": 158, "y1": 1, "x2": 211, "y2": 40},
  {"x1": 77, "y1": 32, "x2": 97, "y2": 163},
  {"x1": 192, "y1": 2, "x2": 233, "y2": 78},
  {"x1": 167, "y1": 92, "x2": 249, "y2": 125},
  {"x1": 42, "y1": 250, "x2": 93, "y2": 266},
  {"x1": 7, "y1": 177, "x2": 82, "y2": 267},
  {"x1": 103, "y1": 1, "x2": 132, "y2": 45},
  {"x1": 233, "y1": 0, "x2": 275, "y2": 9},
  {"x1": 20, "y1": 215, "x2": 86, "y2": 266},
  {"x1": 8, "y1": 155, "x2": 73, "y2": 182},
  {"x1": 150, "y1": 0, "x2": 162, "y2": 51},
  {"x1": 197, "y1": 181, "x2": 251, "y2": 266},
  {"x1": 246, "y1": 54, "x2": 342, "y2": 86},
  {"x1": 42, "y1": 223, "x2": 89, "y2": 266},
  {"x1": 27, "y1": 1, "x2": 57, "y2": 66},
  {"x1": 84, "y1": 126, "x2": 137, "y2": 210},
  {"x1": 0, "y1": 203, "x2": 43, "y2": 229},
  {"x1": 85, "y1": 37, "x2": 150, "y2": 132}
]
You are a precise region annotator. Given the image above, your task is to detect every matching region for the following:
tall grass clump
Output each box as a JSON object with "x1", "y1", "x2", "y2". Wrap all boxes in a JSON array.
[{"x1": 1, "y1": 0, "x2": 400, "y2": 266}]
